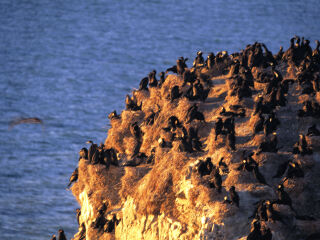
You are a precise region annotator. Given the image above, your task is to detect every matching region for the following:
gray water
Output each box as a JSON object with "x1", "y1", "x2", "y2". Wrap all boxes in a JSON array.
[{"x1": 0, "y1": 0, "x2": 319, "y2": 239}]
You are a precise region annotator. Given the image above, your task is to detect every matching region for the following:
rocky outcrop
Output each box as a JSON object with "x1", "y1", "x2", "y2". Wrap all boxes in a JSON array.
[{"x1": 70, "y1": 39, "x2": 320, "y2": 240}]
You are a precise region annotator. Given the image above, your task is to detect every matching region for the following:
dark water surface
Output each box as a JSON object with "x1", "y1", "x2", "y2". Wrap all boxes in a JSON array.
[{"x1": 0, "y1": 0, "x2": 319, "y2": 239}]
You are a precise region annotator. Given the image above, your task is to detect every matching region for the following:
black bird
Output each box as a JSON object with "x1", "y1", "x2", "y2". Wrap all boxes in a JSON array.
[
  {"x1": 125, "y1": 94, "x2": 141, "y2": 111},
  {"x1": 193, "y1": 51, "x2": 204, "y2": 67},
  {"x1": 168, "y1": 116, "x2": 181, "y2": 130},
  {"x1": 182, "y1": 69, "x2": 196, "y2": 86},
  {"x1": 276, "y1": 184, "x2": 295, "y2": 212},
  {"x1": 186, "y1": 104, "x2": 205, "y2": 123},
  {"x1": 148, "y1": 70, "x2": 158, "y2": 87},
  {"x1": 287, "y1": 162, "x2": 304, "y2": 178},
  {"x1": 76, "y1": 208, "x2": 81, "y2": 225},
  {"x1": 218, "y1": 157, "x2": 229, "y2": 173},
  {"x1": 104, "y1": 214, "x2": 118, "y2": 233},
  {"x1": 250, "y1": 200, "x2": 268, "y2": 222},
  {"x1": 252, "y1": 113, "x2": 264, "y2": 136},
  {"x1": 275, "y1": 46, "x2": 284, "y2": 61},
  {"x1": 68, "y1": 168, "x2": 78, "y2": 188},
  {"x1": 307, "y1": 124, "x2": 320, "y2": 136},
  {"x1": 226, "y1": 132, "x2": 236, "y2": 151},
  {"x1": 237, "y1": 151, "x2": 257, "y2": 172},
  {"x1": 266, "y1": 201, "x2": 284, "y2": 223},
  {"x1": 58, "y1": 229, "x2": 67, "y2": 240},
  {"x1": 78, "y1": 223, "x2": 86, "y2": 240},
  {"x1": 215, "y1": 118, "x2": 224, "y2": 140},
  {"x1": 260, "y1": 224, "x2": 272, "y2": 240},
  {"x1": 139, "y1": 77, "x2": 149, "y2": 90},
  {"x1": 79, "y1": 148, "x2": 88, "y2": 160},
  {"x1": 170, "y1": 86, "x2": 182, "y2": 102},
  {"x1": 159, "y1": 72, "x2": 166, "y2": 86},
  {"x1": 223, "y1": 117, "x2": 235, "y2": 134},
  {"x1": 229, "y1": 186, "x2": 240, "y2": 207},
  {"x1": 247, "y1": 221, "x2": 262, "y2": 240},
  {"x1": 108, "y1": 110, "x2": 120, "y2": 120},
  {"x1": 197, "y1": 157, "x2": 213, "y2": 177},
  {"x1": 206, "y1": 52, "x2": 215, "y2": 69},
  {"x1": 87, "y1": 140, "x2": 98, "y2": 162},
  {"x1": 210, "y1": 166, "x2": 222, "y2": 193},
  {"x1": 51, "y1": 235, "x2": 57, "y2": 240}
]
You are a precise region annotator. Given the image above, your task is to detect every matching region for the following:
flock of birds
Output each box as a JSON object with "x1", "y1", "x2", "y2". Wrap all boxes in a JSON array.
[{"x1": 55, "y1": 36, "x2": 320, "y2": 240}]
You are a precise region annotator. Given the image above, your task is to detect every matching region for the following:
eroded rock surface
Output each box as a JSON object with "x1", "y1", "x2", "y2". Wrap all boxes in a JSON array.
[{"x1": 70, "y1": 40, "x2": 320, "y2": 240}]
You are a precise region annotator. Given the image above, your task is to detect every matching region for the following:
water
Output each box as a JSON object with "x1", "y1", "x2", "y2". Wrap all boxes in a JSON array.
[{"x1": 0, "y1": 0, "x2": 319, "y2": 239}]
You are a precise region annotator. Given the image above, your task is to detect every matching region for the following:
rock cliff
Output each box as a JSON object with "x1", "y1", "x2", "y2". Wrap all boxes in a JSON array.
[{"x1": 70, "y1": 39, "x2": 320, "y2": 240}]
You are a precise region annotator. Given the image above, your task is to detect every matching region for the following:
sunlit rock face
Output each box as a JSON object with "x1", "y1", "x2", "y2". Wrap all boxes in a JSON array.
[{"x1": 70, "y1": 41, "x2": 320, "y2": 240}]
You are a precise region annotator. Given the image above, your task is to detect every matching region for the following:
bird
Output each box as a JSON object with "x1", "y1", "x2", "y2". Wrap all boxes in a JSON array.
[
  {"x1": 51, "y1": 235, "x2": 57, "y2": 240},
  {"x1": 276, "y1": 184, "x2": 296, "y2": 213},
  {"x1": 215, "y1": 118, "x2": 224, "y2": 140},
  {"x1": 247, "y1": 221, "x2": 262, "y2": 240},
  {"x1": 78, "y1": 223, "x2": 86, "y2": 240},
  {"x1": 266, "y1": 201, "x2": 284, "y2": 224},
  {"x1": 76, "y1": 208, "x2": 81, "y2": 225},
  {"x1": 210, "y1": 166, "x2": 222, "y2": 193},
  {"x1": 307, "y1": 124, "x2": 320, "y2": 136},
  {"x1": 229, "y1": 186, "x2": 240, "y2": 207},
  {"x1": 68, "y1": 168, "x2": 78, "y2": 188},
  {"x1": 108, "y1": 110, "x2": 120, "y2": 120},
  {"x1": 86, "y1": 140, "x2": 98, "y2": 163},
  {"x1": 58, "y1": 229, "x2": 67, "y2": 240},
  {"x1": 79, "y1": 148, "x2": 88, "y2": 160}
]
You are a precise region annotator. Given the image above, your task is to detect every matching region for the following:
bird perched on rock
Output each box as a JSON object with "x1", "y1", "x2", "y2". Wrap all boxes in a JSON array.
[
  {"x1": 229, "y1": 186, "x2": 240, "y2": 207},
  {"x1": 51, "y1": 235, "x2": 56, "y2": 240},
  {"x1": 275, "y1": 184, "x2": 296, "y2": 213},
  {"x1": 252, "y1": 113, "x2": 264, "y2": 137},
  {"x1": 170, "y1": 86, "x2": 182, "y2": 102},
  {"x1": 206, "y1": 52, "x2": 215, "y2": 69},
  {"x1": 139, "y1": 77, "x2": 149, "y2": 90},
  {"x1": 148, "y1": 70, "x2": 158, "y2": 87},
  {"x1": 78, "y1": 223, "x2": 86, "y2": 240},
  {"x1": 210, "y1": 166, "x2": 222, "y2": 193},
  {"x1": 76, "y1": 208, "x2": 81, "y2": 225},
  {"x1": 87, "y1": 140, "x2": 98, "y2": 163},
  {"x1": 186, "y1": 104, "x2": 205, "y2": 123},
  {"x1": 193, "y1": 51, "x2": 204, "y2": 67},
  {"x1": 197, "y1": 158, "x2": 213, "y2": 177},
  {"x1": 215, "y1": 118, "x2": 224, "y2": 140},
  {"x1": 247, "y1": 221, "x2": 262, "y2": 240},
  {"x1": 158, "y1": 72, "x2": 166, "y2": 86},
  {"x1": 79, "y1": 148, "x2": 88, "y2": 160},
  {"x1": 266, "y1": 201, "x2": 284, "y2": 224},
  {"x1": 68, "y1": 168, "x2": 78, "y2": 188},
  {"x1": 307, "y1": 124, "x2": 320, "y2": 136},
  {"x1": 108, "y1": 110, "x2": 120, "y2": 120},
  {"x1": 58, "y1": 229, "x2": 67, "y2": 240},
  {"x1": 287, "y1": 162, "x2": 304, "y2": 179}
]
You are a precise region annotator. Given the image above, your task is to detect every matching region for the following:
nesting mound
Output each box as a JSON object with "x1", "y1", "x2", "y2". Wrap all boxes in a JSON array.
[{"x1": 70, "y1": 40, "x2": 320, "y2": 240}]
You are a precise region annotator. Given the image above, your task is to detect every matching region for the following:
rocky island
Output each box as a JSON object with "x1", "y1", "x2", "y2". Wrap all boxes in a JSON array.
[{"x1": 65, "y1": 38, "x2": 320, "y2": 240}]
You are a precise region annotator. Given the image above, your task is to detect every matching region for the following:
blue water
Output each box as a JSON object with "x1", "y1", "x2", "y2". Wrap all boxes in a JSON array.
[{"x1": 0, "y1": 0, "x2": 319, "y2": 239}]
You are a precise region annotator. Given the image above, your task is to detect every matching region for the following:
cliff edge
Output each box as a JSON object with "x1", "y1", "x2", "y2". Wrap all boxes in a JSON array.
[{"x1": 70, "y1": 39, "x2": 320, "y2": 240}]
